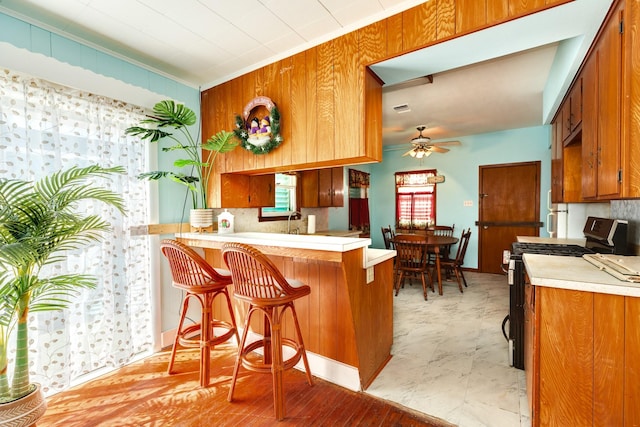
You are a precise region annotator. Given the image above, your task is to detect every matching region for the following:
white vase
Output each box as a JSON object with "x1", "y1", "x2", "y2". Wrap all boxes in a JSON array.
[{"x1": 190, "y1": 208, "x2": 214, "y2": 231}]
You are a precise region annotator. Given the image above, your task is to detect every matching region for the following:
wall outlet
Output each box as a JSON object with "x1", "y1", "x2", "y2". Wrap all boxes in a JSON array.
[
  {"x1": 463, "y1": 200, "x2": 473, "y2": 207},
  {"x1": 366, "y1": 267, "x2": 374, "y2": 283}
]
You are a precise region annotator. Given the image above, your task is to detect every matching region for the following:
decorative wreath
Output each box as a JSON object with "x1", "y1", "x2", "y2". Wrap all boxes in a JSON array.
[{"x1": 233, "y1": 96, "x2": 282, "y2": 155}]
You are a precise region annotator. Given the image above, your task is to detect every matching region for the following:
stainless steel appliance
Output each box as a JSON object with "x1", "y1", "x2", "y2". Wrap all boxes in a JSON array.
[{"x1": 503, "y1": 216, "x2": 629, "y2": 370}]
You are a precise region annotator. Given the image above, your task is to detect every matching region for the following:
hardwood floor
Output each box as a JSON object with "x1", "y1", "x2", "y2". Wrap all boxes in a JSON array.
[{"x1": 42, "y1": 343, "x2": 454, "y2": 426}]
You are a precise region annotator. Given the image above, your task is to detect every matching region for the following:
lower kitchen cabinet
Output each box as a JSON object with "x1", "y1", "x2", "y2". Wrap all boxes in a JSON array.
[{"x1": 525, "y1": 284, "x2": 640, "y2": 426}]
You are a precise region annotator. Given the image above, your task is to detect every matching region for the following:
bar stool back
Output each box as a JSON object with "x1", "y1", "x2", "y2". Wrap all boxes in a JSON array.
[
  {"x1": 222, "y1": 242, "x2": 313, "y2": 421},
  {"x1": 160, "y1": 239, "x2": 239, "y2": 387}
]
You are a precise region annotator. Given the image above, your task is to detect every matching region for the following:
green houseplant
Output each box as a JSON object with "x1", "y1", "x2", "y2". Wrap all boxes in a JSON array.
[
  {"x1": 0, "y1": 165, "x2": 126, "y2": 424},
  {"x1": 125, "y1": 100, "x2": 238, "y2": 227}
]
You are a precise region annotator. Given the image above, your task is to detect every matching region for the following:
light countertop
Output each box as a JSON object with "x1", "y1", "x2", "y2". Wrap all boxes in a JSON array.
[
  {"x1": 177, "y1": 231, "x2": 395, "y2": 269},
  {"x1": 523, "y1": 253, "x2": 640, "y2": 297}
]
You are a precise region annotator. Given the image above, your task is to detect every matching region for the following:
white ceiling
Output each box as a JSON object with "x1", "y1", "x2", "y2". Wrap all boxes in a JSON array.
[{"x1": 0, "y1": 0, "x2": 613, "y2": 147}]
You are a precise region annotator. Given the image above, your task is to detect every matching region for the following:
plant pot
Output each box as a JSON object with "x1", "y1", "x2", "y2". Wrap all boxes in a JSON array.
[
  {"x1": 0, "y1": 383, "x2": 47, "y2": 427},
  {"x1": 190, "y1": 208, "x2": 214, "y2": 231}
]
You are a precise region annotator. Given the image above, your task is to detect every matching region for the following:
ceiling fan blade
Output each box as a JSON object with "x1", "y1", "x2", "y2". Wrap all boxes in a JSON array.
[
  {"x1": 431, "y1": 140, "x2": 461, "y2": 146},
  {"x1": 402, "y1": 148, "x2": 416, "y2": 156},
  {"x1": 429, "y1": 146, "x2": 449, "y2": 153}
]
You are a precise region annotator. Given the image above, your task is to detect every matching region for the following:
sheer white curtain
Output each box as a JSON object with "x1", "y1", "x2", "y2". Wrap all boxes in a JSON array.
[{"x1": 0, "y1": 68, "x2": 154, "y2": 395}]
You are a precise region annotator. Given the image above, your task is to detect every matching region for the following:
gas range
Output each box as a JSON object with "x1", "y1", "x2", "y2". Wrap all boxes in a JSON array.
[
  {"x1": 511, "y1": 216, "x2": 629, "y2": 259},
  {"x1": 510, "y1": 242, "x2": 593, "y2": 258},
  {"x1": 504, "y1": 216, "x2": 629, "y2": 371}
]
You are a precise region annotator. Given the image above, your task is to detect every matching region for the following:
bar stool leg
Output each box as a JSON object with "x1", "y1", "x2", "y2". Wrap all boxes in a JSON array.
[
  {"x1": 200, "y1": 293, "x2": 213, "y2": 387},
  {"x1": 269, "y1": 307, "x2": 285, "y2": 420},
  {"x1": 228, "y1": 304, "x2": 254, "y2": 402},
  {"x1": 167, "y1": 296, "x2": 190, "y2": 375}
]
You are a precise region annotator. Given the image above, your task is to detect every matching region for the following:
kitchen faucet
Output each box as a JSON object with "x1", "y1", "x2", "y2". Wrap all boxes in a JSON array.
[{"x1": 287, "y1": 211, "x2": 301, "y2": 234}]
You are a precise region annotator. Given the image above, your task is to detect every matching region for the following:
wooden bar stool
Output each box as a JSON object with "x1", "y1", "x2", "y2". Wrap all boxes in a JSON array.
[
  {"x1": 160, "y1": 239, "x2": 239, "y2": 387},
  {"x1": 222, "y1": 242, "x2": 313, "y2": 421}
]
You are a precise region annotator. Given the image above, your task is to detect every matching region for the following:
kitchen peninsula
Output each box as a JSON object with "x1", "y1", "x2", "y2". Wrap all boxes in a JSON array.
[
  {"x1": 177, "y1": 232, "x2": 396, "y2": 391},
  {"x1": 523, "y1": 254, "x2": 640, "y2": 426}
]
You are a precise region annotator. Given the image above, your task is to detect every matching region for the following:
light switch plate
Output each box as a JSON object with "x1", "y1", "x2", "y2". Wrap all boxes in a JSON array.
[{"x1": 463, "y1": 200, "x2": 473, "y2": 207}]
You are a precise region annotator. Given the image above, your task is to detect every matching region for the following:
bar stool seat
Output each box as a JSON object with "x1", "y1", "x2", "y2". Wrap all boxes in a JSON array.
[
  {"x1": 160, "y1": 239, "x2": 239, "y2": 387},
  {"x1": 222, "y1": 242, "x2": 313, "y2": 421}
]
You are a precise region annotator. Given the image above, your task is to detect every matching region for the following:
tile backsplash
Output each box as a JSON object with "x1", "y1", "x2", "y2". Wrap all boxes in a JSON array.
[
  {"x1": 211, "y1": 208, "x2": 328, "y2": 234},
  {"x1": 611, "y1": 199, "x2": 640, "y2": 248}
]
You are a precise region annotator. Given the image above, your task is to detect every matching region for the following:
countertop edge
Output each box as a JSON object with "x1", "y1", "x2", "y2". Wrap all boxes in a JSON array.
[
  {"x1": 523, "y1": 253, "x2": 640, "y2": 297},
  {"x1": 177, "y1": 231, "x2": 370, "y2": 252},
  {"x1": 365, "y1": 248, "x2": 396, "y2": 268}
]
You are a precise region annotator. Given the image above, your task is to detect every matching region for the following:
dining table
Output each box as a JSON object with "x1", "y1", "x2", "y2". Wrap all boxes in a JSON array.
[{"x1": 393, "y1": 234, "x2": 459, "y2": 295}]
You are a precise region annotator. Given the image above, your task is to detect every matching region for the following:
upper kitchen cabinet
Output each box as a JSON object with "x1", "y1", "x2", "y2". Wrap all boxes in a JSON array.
[
  {"x1": 220, "y1": 174, "x2": 275, "y2": 208},
  {"x1": 561, "y1": 78, "x2": 582, "y2": 143},
  {"x1": 202, "y1": 0, "x2": 582, "y2": 207},
  {"x1": 318, "y1": 167, "x2": 345, "y2": 207},
  {"x1": 561, "y1": 0, "x2": 640, "y2": 201},
  {"x1": 300, "y1": 167, "x2": 344, "y2": 208},
  {"x1": 580, "y1": 0, "x2": 623, "y2": 200},
  {"x1": 550, "y1": 118, "x2": 564, "y2": 203}
]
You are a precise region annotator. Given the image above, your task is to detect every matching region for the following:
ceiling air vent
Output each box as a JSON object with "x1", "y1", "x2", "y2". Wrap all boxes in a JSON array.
[{"x1": 393, "y1": 104, "x2": 411, "y2": 113}]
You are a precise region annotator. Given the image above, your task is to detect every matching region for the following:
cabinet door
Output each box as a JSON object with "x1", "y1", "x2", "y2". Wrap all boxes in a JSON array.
[
  {"x1": 561, "y1": 101, "x2": 571, "y2": 142},
  {"x1": 318, "y1": 168, "x2": 333, "y2": 207},
  {"x1": 625, "y1": 297, "x2": 640, "y2": 425},
  {"x1": 539, "y1": 287, "x2": 594, "y2": 426},
  {"x1": 331, "y1": 167, "x2": 344, "y2": 207},
  {"x1": 524, "y1": 283, "x2": 538, "y2": 425},
  {"x1": 581, "y1": 53, "x2": 598, "y2": 199},
  {"x1": 300, "y1": 170, "x2": 319, "y2": 208},
  {"x1": 249, "y1": 174, "x2": 275, "y2": 207},
  {"x1": 550, "y1": 119, "x2": 563, "y2": 203},
  {"x1": 596, "y1": 3, "x2": 623, "y2": 199},
  {"x1": 569, "y1": 78, "x2": 582, "y2": 132},
  {"x1": 318, "y1": 167, "x2": 344, "y2": 207},
  {"x1": 221, "y1": 174, "x2": 275, "y2": 208}
]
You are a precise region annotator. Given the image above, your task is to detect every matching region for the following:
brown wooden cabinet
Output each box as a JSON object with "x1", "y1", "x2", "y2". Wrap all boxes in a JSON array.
[
  {"x1": 300, "y1": 167, "x2": 344, "y2": 208},
  {"x1": 220, "y1": 173, "x2": 275, "y2": 208},
  {"x1": 594, "y1": 0, "x2": 623, "y2": 199},
  {"x1": 581, "y1": 53, "x2": 598, "y2": 199},
  {"x1": 319, "y1": 167, "x2": 344, "y2": 207},
  {"x1": 581, "y1": 0, "x2": 623, "y2": 200},
  {"x1": 558, "y1": 0, "x2": 629, "y2": 201},
  {"x1": 550, "y1": 119, "x2": 563, "y2": 203},
  {"x1": 526, "y1": 284, "x2": 640, "y2": 426}
]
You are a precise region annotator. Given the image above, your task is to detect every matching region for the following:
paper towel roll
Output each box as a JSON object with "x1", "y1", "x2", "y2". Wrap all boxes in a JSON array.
[{"x1": 307, "y1": 215, "x2": 316, "y2": 234}]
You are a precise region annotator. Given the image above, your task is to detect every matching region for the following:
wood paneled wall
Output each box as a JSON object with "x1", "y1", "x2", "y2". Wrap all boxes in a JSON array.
[{"x1": 202, "y1": 0, "x2": 572, "y2": 207}]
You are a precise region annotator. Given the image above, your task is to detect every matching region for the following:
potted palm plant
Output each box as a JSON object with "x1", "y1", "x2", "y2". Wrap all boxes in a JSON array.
[
  {"x1": 125, "y1": 100, "x2": 238, "y2": 229},
  {"x1": 0, "y1": 165, "x2": 126, "y2": 426}
]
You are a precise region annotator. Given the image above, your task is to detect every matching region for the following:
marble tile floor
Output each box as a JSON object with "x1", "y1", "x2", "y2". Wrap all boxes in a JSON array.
[{"x1": 365, "y1": 271, "x2": 530, "y2": 427}]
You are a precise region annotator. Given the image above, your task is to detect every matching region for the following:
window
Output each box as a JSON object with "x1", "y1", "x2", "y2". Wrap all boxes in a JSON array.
[
  {"x1": 0, "y1": 68, "x2": 153, "y2": 396},
  {"x1": 395, "y1": 170, "x2": 437, "y2": 230},
  {"x1": 260, "y1": 173, "x2": 299, "y2": 220}
]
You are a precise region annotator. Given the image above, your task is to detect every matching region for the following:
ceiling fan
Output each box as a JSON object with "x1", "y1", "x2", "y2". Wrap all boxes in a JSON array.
[{"x1": 402, "y1": 126, "x2": 461, "y2": 158}]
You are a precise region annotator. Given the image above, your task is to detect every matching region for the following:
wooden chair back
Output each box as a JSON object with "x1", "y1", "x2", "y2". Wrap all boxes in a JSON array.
[
  {"x1": 454, "y1": 228, "x2": 472, "y2": 266},
  {"x1": 427, "y1": 224, "x2": 455, "y2": 237},
  {"x1": 392, "y1": 235, "x2": 429, "y2": 270},
  {"x1": 381, "y1": 225, "x2": 395, "y2": 249},
  {"x1": 160, "y1": 239, "x2": 232, "y2": 292},
  {"x1": 222, "y1": 242, "x2": 310, "y2": 305}
]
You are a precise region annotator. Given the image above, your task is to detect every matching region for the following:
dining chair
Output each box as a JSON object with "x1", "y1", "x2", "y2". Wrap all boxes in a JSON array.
[
  {"x1": 381, "y1": 225, "x2": 395, "y2": 250},
  {"x1": 427, "y1": 224, "x2": 455, "y2": 258},
  {"x1": 391, "y1": 234, "x2": 433, "y2": 300},
  {"x1": 160, "y1": 239, "x2": 239, "y2": 388},
  {"x1": 439, "y1": 228, "x2": 472, "y2": 292},
  {"x1": 222, "y1": 242, "x2": 313, "y2": 421}
]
